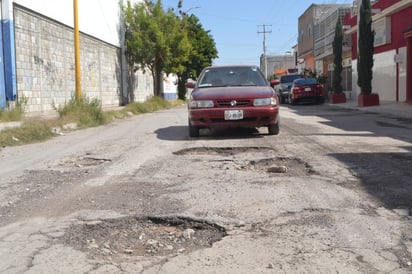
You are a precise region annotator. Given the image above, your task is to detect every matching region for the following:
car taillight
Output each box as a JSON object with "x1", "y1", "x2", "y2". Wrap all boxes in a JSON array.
[{"x1": 293, "y1": 87, "x2": 302, "y2": 93}]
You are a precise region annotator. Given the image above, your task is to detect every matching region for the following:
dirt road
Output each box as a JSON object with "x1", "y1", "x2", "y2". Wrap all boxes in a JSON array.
[{"x1": 1, "y1": 104, "x2": 411, "y2": 273}]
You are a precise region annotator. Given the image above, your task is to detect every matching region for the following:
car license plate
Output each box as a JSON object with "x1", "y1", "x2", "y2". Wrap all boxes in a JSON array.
[
  {"x1": 224, "y1": 110, "x2": 243, "y2": 120},
  {"x1": 305, "y1": 87, "x2": 312, "y2": 91}
]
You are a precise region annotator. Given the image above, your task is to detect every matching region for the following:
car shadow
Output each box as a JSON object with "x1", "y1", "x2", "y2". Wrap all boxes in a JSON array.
[{"x1": 154, "y1": 126, "x2": 265, "y2": 141}]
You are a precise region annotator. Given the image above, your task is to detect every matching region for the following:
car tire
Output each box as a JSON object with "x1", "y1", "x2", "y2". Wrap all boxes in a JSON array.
[
  {"x1": 268, "y1": 122, "x2": 279, "y2": 135},
  {"x1": 188, "y1": 120, "x2": 200, "y2": 137},
  {"x1": 290, "y1": 97, "x2": 296, "y2": 105}
]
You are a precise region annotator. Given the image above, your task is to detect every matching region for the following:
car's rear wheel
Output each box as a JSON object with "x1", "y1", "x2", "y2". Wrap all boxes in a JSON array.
[
  {"x1": 188, "y1": 120, "x2": 200, "y2": 137},
  {"x1": 290, "y1": 96, "x2": 296, "y2": 105},
  {"x1": 268, "y1": 122, "x2": 279, "y2": 135}
]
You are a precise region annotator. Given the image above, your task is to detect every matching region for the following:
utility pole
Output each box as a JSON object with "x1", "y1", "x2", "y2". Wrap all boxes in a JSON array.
[
  {"x1": 73, "y1": 0, "x2": 81, "y2": 100},
  {"x1": 257, "y1": 24, "x2": 272, "y2": 79}
]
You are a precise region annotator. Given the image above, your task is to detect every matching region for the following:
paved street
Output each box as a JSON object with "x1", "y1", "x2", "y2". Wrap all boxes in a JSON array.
[{"x1": 0, "y1": 103, "x2": 412, "y2": 273}]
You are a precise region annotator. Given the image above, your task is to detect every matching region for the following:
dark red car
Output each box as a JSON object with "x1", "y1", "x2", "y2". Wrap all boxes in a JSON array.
[
  {"x1": 187, "y1": 65, "x2": 280, "y2": 137},
  {"x1": 289, "y1": 78, "x2": 325, "y2": 105}
]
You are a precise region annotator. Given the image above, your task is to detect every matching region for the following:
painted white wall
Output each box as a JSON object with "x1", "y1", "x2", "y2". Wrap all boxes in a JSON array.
[
  {"x1": 373, "y1": 50, "x2": 397, "y2": 101},
  {"x1": 398, "y1": 47, "x2": 407, "y2": 102},
  {"x1": 13, "y1": 0, "x2": 142, "y2": 46},
  {"x1": 351, "y1": 47, "x2": 407, "y2": 102}
]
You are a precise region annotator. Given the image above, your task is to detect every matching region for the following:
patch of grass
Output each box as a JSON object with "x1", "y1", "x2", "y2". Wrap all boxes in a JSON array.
[
  {"x1": 55, "y1": 96, "x2": 112, "y2": 128},
  {"x1": 0, "y1": 96, "x2": 185, "y2": 148},
  {"x1": 0, "y1": 96, "x2": 27, "y2": 122},
  {"x1": 0, "y1": 119, "x2": 55, "y2": 147},
  {"x1": 124, "y1": 97, "x2": 184, "y2": 114}
]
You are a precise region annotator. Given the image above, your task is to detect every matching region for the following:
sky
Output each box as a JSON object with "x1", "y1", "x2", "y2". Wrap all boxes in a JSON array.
[
  {"x1": 161, "y1": 0, "x2": 354, "y2": 66},
  {"x1": 14, "y1": 0, "x2": 122, "y2": 45}
]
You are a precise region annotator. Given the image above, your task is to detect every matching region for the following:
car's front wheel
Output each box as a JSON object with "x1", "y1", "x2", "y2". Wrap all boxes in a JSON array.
[
  {"x1": 188, "y1": 120, "x2": 200, "y2": 137},
  {"x1": 268, "y1": 122, "x2": 279, "y2": 135}
]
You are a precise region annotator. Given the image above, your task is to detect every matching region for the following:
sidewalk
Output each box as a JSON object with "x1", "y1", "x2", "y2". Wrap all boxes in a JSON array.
[{"x1": 327, "y1": 99, "x2": 412, "y2": 119}]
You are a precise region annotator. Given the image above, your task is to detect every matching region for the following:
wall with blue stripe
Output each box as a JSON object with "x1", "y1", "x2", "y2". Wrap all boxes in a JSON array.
[
  {"x1": 2, "y1": 17, "x2": 17, "y2": 104},
  {"x1": 1, "y1": 0, "x2": 17, "y2": 109},
  {"x1": 0, "y1": 0, "x2": 6, "y2": 109}
]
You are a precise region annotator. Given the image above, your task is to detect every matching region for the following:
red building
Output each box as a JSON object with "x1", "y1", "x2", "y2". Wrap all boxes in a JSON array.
[{"x1": 345, "y1": 0, "x2": 412, "y2": 103}]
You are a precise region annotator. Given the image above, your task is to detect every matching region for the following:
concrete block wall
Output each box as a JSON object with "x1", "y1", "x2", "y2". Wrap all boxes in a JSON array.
[{"x1": 14, "y1": 5, "x2": 122, "y2": 114}]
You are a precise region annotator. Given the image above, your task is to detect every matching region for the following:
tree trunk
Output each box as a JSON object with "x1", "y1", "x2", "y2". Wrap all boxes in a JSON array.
[
  {"x1": 152, "y1": 66, "x2": 163, "y2": 97},
  {"x1": 126, "y1": 66, "x2": 136, "y2": 104},
  {"x1": 177, "y1": 74, "x2": 188, "y2": 100}
]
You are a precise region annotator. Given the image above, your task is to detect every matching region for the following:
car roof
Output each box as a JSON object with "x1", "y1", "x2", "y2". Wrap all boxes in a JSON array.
[{"x1": 203, "y1": 65, "x2": 260, "y2": 70}]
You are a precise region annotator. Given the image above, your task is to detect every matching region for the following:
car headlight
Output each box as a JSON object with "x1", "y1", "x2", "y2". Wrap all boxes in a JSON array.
[
  {"x1": 189, "y1": 100, "x2": 214, "y2": 108},
  {"x1": 253, "y1": 98, "x2": 277, "y2": 106}
]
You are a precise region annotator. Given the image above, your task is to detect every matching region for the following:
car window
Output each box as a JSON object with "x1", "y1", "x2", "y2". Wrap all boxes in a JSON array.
[
  {"x1": 280, "y1": 75, "x2": 303, "y2": 83},
  {"x1": 294, "y1": 78, "x2": 318, "y2": 86},
  {"x1": 198, "y1": 67, "x2": 267, "y2": 88}
]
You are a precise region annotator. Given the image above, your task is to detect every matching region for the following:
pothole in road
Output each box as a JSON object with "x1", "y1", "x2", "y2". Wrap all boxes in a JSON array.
[
  {"x1": 62, "y1": 216, "x2": 227, "y2": 260},
  {"x1": 59, "y1": 155, "x2": 112, "y2": 168},
  {"x1": 174, "y1": 147, "x2": 316, "y2": 176},
  {"x1": 247, "y1": 157, "x2": 318, "y2": 176},
  {"x1": 174, "y1": 146, "x2": 276, "y2": 156}
]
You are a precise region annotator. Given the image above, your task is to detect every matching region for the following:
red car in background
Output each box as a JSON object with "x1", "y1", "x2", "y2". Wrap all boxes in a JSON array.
[
  {"x1": 187, "y1": 65, "x2": 280, "y2": 137},
  {"x1": 288, "y1": 78, "x2": 325, "y2": 105}
]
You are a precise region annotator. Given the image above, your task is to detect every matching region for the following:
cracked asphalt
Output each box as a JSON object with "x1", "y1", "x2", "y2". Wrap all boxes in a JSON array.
[{"x1": 0, "y1": 104, "x2": 412, "y2": 273}]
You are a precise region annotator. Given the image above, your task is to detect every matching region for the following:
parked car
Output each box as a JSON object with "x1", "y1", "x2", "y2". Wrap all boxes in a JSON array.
[
  {"x1": 288, "y1": 78, "x2": 325, "y2": 105},
  {"x1": 187, "y1": 65, "x2": 280, "y2": 137},
  {"x1": 270, "y1": 79, "x2": 280, "y2": 88},
  {"x1": 275, "y1": 74, "x2": 304, "y2": 103}
]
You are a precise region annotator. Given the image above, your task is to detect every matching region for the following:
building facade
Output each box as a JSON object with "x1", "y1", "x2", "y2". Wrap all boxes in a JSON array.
[
  {"x1": 298, "y1": 4, "x2": 342, "y2": 73},
  {"x1": 314, "y1": 5, "x2": 352, "y2": 97},
  {"x1": 262, "y1": 54, "x2": 296, "y2": 78},
  {"x1": 346, "y1": 0, "x2": 412, "y2": 102}
]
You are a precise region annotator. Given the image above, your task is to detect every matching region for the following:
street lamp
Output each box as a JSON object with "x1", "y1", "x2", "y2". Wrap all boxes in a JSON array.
[{"x1": 180, "y1": 6, "x2": 200, "y2": 16}]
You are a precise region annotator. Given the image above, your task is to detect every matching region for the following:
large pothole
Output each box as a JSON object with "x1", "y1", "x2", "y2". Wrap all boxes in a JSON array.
[
  {"x1": 174, "y1": 147, "x2": 317, "y2": 176},
  {"x1": 62, "y1": 216, "x2": 227, "y2": 260},
  {"x1": 248, "y1": 157, "x2": 318, "y2": 176},
  {"x1": 59, "y1": 155, "x2": 112, "y2": 168}
]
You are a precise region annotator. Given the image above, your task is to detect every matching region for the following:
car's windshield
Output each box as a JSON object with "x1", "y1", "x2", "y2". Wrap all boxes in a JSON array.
[
  {"x1": 280, "y1": 74, "x2": 303, "y2": 84},
  {"x1": 197, "y1": 67, "x2": 267, "y2": 88},
  {"x1": 294, "y1": 78, "x2": 318, "y2": 86}
]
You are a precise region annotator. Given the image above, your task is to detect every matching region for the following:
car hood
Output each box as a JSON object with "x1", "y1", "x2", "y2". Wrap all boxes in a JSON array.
[{"x1": 191, "y1": 86, "x2": 275, "y2": 100}]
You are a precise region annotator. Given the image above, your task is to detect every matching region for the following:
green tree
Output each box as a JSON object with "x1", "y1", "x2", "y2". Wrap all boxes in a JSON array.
[
  {"x1": 123, "y1": 0, "x2": 191, "y2": 98},
  {"x1": 332, "y1": 17, "x2": 343, "y2": 94},
  {"x1": 176, "y1": 13, "x2": 218, "y2": 99},
  {"x1": 357, "y1": 0, "x2": 375, "y2": 94}
]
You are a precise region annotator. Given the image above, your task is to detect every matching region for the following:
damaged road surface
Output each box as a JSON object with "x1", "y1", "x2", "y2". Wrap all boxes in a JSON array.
[{"x1": 1, "y1": 105, "x2": 412, "y2": 273}]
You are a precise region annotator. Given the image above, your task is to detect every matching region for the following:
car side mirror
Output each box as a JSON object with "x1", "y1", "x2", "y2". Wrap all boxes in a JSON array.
[
  {"x1": 270, "y1": 79, "x2": 279, "y2": 88},
  {"x1": 185, "y1": 82, "x2": 196, "y2": 89}
]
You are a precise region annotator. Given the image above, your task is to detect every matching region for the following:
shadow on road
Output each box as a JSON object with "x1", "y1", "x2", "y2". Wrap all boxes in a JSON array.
[
  {"x1": 286, "y1": 104, "x2": 412, "y2": 211},
  {"x1": 331, "y1": 150, "x2": 412, "y2": 210}
]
